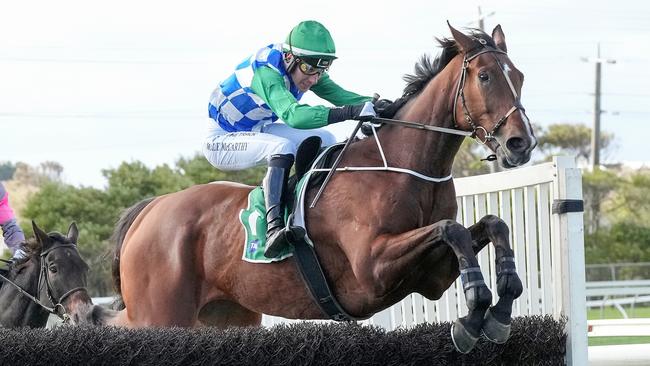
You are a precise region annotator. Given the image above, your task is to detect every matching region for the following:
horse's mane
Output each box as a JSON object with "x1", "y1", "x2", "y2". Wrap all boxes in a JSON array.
[
  {"x1": 401, "y1": 29, "x2": 496, "y2": 99},
  {"x1": 376, "y1": 29, "x2": 496, "y2": 119}
]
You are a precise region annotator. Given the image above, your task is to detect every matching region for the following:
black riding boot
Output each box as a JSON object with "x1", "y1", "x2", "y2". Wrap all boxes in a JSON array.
[{"x1": 263, "y1": 154, "x2": 294, "y2": 258}]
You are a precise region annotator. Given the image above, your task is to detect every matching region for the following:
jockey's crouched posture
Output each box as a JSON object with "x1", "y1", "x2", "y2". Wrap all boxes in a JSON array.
[
  {"x1": 0, "y1": 182, "x2": 26, "y2": 264},
  {"x1": 204, "y1": 20, "x2": 388, "y2": 258}
]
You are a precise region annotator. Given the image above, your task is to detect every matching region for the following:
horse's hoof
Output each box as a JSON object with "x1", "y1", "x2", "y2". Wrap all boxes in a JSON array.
[
  {"x1": 482, "y1": 308, "x2": 511, "y2": 344},
  {"x1": 451, "y1": 319, "x2": 479, "y2": 354}
]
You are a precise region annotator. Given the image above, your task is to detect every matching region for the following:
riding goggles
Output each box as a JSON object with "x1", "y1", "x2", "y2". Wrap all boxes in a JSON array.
[{"x1": 297, "y1": 58, "x2": 330, "y2": 76}]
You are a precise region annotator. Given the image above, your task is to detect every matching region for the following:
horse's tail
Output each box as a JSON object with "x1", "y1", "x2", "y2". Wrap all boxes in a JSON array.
[{"x1": 110, "y1": 197, "x2": 155, "y2": 309}]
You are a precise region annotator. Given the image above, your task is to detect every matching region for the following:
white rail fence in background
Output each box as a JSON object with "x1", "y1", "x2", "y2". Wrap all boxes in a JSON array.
[
  {"x1": 586, "y1": 280, "x2": 650, "y2": 318},
  {"x1": 264, "y1": 156, "x2": 587, "y2": 365}
]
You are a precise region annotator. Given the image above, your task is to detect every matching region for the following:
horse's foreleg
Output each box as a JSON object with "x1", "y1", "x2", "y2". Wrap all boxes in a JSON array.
[
  {"x1": 468, "y1": 214, "x2": 523, "y2": 344},
  {"x1": 432, "y1": 220, "x2": 493, "y2": 354},
  {"x1": 367, "y1": 220, "x2": 491, "y2": 354}
]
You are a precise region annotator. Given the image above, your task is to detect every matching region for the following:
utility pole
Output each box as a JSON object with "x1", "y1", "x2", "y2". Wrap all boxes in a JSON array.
[
  {"x1": 582, "y1": 44, "x2": 615, "y2": 169},
  {"x1": 476, "y1": 6, "x2": 495, "y2": 31}
]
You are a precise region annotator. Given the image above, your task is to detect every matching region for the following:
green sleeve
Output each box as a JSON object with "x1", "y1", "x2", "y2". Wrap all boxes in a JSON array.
[
  {"x1": 250, "y1": 66, "x2": 330, "y2": 129},
  {"x1": 310, "y1": 73, "x2": 372, "y2": 106}
]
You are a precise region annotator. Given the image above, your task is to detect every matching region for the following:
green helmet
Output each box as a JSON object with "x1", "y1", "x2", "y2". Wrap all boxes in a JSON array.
[{"x1": 284, "y1": 20, "x2": 337, "y2": 68}]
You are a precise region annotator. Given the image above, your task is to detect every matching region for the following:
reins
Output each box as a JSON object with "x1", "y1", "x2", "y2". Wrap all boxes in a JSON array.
[
  {"x1": 0, "y1": 243, "x2": 87, "y2": 322},
  {"x1": 370, "y1": 117, "x2": 473, "y2": 137}
]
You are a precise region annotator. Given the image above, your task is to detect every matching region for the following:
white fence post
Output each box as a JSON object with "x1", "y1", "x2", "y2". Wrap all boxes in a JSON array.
[{"x1": 552, "y1": 156, "x2": 587, "y2": 366}]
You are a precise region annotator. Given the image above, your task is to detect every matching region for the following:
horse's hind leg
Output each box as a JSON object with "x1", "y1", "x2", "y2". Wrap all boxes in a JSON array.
[{"x1": 468, "y1": 215, "x2": 523, "y2": 344}]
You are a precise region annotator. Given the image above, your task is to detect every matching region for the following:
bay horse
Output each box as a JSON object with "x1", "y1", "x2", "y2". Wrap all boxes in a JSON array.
[
  {"x1": 102, "y1": 24, "x2": 536, "y2": 353},
  {"x1": 0, "y1": 222, "x2": 92, "y2": 327}
]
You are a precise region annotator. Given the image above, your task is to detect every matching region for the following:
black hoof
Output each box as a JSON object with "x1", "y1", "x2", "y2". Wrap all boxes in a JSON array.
[
  {"x1": 482, "y1": 308, "x2": 511, "y2": 344},
  {"x1": 451, "y1": 319, "x2": 479, "y2": 354}
]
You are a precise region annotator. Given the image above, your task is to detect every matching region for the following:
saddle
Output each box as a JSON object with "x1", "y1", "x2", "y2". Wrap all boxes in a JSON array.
[
  {"x1": 286, "y1": 136, "x2": 344, "y2": 213},
  {"x1": 239, "y1": 137, "x2": 346, "y2": 263}
]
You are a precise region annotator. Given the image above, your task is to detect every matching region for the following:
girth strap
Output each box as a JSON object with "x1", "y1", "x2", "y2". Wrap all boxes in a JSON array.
[{"x1": 289, "y1": 226, "x2": 366, "y2": 322}]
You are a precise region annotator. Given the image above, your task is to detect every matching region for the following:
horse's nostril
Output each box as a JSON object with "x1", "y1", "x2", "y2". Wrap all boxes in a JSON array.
[{"x1": 506, "y1": 137, "x2": 527, "y2": 153}]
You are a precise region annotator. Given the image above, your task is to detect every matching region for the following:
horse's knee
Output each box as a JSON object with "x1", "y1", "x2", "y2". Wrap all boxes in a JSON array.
[
  {"x1": 436, "y1": 220, "x2": 476, "y2": 269},
  {"x1": 480, "y1": 214, "x2": 509, "y2": 236},
  {"x1": 439, "y1": 220, "x2": 471, "y2": 242}
]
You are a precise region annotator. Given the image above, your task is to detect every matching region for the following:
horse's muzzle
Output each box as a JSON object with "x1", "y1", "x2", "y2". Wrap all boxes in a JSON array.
[{"x1": 496, "y1": 136, "x2": 536, "y2": 168}]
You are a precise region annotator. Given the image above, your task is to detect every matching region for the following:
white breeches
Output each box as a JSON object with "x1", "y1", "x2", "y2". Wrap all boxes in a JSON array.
[{"x1": 202, "y1": 122, "x2": 338, "y2": 170}]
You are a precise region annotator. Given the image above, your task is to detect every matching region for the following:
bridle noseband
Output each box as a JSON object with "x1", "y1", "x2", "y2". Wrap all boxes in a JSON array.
[{"x1": 452, "y1": 38, "x2": 525, "y2": 144}]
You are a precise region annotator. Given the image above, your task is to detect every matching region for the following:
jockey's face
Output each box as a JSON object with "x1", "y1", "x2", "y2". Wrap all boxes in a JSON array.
[
  {"x1": 285, "y1": 53, "x2": 322, "y2": 92},
  {"x1": 290, "y1": 63, "x2": 321, "y2": 92}
]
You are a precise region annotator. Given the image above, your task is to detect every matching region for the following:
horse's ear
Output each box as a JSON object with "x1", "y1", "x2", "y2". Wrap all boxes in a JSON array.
[
  {"x1": 492, "y1": 24, "x2": 507, "y2": 53},
  {"x1": 67, "y1": 222, "x2": 79, "y2": 244},
  {"x1": 447, "y1": 21, "x2": 476, "y2": 54},
  {"x1": 32, "y1": 221, "x2": 50, "y2": 246}
]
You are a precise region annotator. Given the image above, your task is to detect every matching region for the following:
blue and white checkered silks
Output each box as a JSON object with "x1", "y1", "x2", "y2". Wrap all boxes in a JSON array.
[{"x1": 208, "y1": 44, "x2": 304, "y2": 132}]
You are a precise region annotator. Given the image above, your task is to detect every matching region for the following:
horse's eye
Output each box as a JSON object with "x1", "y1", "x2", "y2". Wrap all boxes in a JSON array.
[
  {"x1": 478, "y1": 72, "x2": 490, "y2": 82},
  {"x1": 49, "y1": 264, "x2": 58, "y2": 273}
]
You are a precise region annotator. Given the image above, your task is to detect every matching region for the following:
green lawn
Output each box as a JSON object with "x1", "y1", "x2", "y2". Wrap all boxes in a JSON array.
[
  {"x1": 588, "y1": 305, "x2": 650, "y2": 319},
  {"x1": 589, "y1": 336, "x2": 650, "y2": 346},
  {"x1": 587, "y1": 305, "x2": 650, "y2": 346}
]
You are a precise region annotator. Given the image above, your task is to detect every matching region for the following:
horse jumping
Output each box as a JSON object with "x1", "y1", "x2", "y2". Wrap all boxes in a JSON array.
[{"x1": 100, "y1": 24, "x2": 536, "y2": 354}]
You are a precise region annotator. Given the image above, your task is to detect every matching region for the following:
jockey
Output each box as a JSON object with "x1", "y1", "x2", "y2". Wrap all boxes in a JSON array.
[
  {"x1": 204, "y1": 20, "x2": 378, "y2": 258},
  {"x1": 0, "y1": 182, "x2": 26, "y2": 262}
]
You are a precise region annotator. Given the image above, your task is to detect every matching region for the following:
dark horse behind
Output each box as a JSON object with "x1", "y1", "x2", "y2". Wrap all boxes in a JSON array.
[
  {"x1": 97, "y1": 24, "x2": 537, "y2": 354},
  {"x1": 0, "y1": 222, "x2": 92, "y2": 328}
]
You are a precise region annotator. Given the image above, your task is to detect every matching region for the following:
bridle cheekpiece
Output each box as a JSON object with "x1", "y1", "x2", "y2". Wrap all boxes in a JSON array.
[{"x1": 452, "y1": 38, "x2": 524, "y2": 144}]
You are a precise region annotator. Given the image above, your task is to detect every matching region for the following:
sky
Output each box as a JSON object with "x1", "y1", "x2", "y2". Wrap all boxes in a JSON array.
[{"x1": 1, "y1": 0, "x2": 649, "y2": 188}]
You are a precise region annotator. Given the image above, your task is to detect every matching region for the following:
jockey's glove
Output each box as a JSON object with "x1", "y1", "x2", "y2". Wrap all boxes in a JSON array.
[
  {"x1": 327, "y1": 101, "x2": 377, "y2": 124},
  {"x1": 373, "y1": 98, "x2": 394, "y2": 117}
]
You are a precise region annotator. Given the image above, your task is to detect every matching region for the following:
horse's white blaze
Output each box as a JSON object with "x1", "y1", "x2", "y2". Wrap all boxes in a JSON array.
[{"x1": 502, "y1": 62, "x2": 536, "y2": 144}]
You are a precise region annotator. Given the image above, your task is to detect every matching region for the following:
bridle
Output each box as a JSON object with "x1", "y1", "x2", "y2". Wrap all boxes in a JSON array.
[
  {"x1": 0, "y1": 243, "x2": 88, "y2": 322},
  {"x1": 452, "y1": 38, "x2": 525, "y2": 144},
  {"x1": 375, "y1": 39, "x2": 526, "y2": 146},
  {"x1": 39, "y1": 244, "x2": 88, "y2": 320}
]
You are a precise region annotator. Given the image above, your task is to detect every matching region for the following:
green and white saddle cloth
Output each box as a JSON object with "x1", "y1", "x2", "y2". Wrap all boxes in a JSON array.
[{"x1": 239, "y1": 147, "x2": 337, "y2": 263}]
